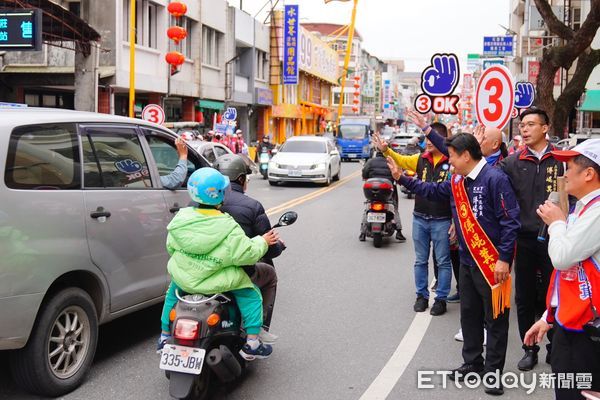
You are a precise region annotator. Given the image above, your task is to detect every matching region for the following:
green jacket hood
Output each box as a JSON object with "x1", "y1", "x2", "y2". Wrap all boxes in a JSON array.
[{"x1": 167, "y1": 207, "x2": 235, "y2": 254}]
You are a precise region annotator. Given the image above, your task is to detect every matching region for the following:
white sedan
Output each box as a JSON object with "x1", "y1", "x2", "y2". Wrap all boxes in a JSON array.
[{"x1": 268, "y1": 136, "x2": 342, "y2": 186}]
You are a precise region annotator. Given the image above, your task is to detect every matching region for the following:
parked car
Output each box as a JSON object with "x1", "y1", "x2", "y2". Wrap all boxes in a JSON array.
[
  {"x1": 0, "y1": 108, "x2": 212, "y2": 397},
  {"x1": 187, "y1": 141, "x2": 257, "y2": 174},
  {"x1": 268, "y1": 136, "x2": 341, "y2": 186}
]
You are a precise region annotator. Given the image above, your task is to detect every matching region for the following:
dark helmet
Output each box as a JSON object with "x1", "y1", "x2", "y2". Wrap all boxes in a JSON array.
[{"x1": 214, "y1": 154, "x2": 251, "y2": 182}]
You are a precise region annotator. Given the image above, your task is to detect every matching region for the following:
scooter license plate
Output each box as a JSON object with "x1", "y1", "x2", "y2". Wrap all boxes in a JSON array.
[
  {"x1": 159, "y1": 344, "x2": 205, "y2": 375},
  {"x1": 367, "y1": 213, "x2": 386, "y2": 223}
]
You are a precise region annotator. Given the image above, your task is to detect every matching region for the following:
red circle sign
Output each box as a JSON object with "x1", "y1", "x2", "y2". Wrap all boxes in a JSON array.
[
  {"x1": 475, "y1": 65, "x2": 514, "y2": 130},
  {"x1": 142, "y1": 104, "x2": 165, "y2": 125}
]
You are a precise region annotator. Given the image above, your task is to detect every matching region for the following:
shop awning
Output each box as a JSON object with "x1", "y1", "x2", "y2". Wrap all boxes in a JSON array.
[
  {"x1": 198, "y1": 100, "x2": 224, "y2": 110},
  {"x1": 579, "y1": 90, "x2": 600, "y2": 112}
]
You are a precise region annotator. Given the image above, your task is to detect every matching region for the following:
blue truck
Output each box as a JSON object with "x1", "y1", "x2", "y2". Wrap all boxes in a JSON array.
[{"x1": 337, "y1": 116, "x2": 373, "y2": 161}]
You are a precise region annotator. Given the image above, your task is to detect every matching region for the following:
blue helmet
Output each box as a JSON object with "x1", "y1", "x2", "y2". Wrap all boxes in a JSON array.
[{"x1": 187, "y1": 168, "x2": 230, "y2": 205}]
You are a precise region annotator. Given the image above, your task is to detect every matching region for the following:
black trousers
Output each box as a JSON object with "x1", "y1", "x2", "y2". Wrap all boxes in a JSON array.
[
  {"x1": 460, "y1": 264, "x2": 509, "y2": 372},
  {"x1": 551, "y1": 325, "x2": 600, "y2": 400},
  {"x1": 515, "y1": 236, "x2": 554, "y2": 348}
]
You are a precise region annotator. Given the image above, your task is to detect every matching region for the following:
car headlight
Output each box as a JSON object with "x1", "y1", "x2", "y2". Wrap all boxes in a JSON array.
[
  {"x1": 269, "y1": 161, "x2": 277, "y2": 169},
  {"x1": 311, "y1": 162, "x2": 327, "y2": 170}
]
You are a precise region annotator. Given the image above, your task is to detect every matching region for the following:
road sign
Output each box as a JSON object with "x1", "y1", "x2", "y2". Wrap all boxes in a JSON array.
[
  {"x1": 142, "y1": 104, "x2": 165, "y2": 125},
  {"x1": 0, "y1": 9, "x2": 42, "y2": 51},
  {"x1": 475, "y1": 65, "x2": 515, "y2": 130},
  {"x1": 483, "y1": 59, "x2": 504, "y2": 70},
  {"x1": 483, "y1": 36, "x2": 513, "y2": 57}
]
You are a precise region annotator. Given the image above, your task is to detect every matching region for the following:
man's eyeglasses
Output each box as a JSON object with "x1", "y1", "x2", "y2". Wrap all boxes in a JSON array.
[{"x1": 518, "y1": 122, "x2": 546, "y2": 129}]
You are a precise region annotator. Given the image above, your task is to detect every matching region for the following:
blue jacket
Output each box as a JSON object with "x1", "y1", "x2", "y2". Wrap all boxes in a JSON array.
[{"x1": 399, "y1": 163, "x2": 520, "y2": 267}]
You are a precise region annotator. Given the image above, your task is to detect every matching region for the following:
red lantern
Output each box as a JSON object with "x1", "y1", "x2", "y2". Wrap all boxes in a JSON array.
[
  {"x1": 353, "y1": 76, "x2": 360, "y2": 81},
  {"x1": 167, "y1": 1, "x2": 187, "y2": 17},
  {"x1": 165, "y1": 51, "x2": 185, "y2": 66},
  {"x1": 167, "y1": 26, "x2": 187, "y2": 44},
  {"x1": 195, "y1": 110, "x2": 204, "y2": 124},
  {"x1": 352, "y1": 106, "x2": 359, "y2": 113},
  {"x1": 353, "y1": 91, "x2": 360, "y2": 96},
  {"x1": 353, "y1": 98, "x2": 359, "y2": 104},
  {"x1": 353, "y1": 83, "x2": 360, "y2": 89}
]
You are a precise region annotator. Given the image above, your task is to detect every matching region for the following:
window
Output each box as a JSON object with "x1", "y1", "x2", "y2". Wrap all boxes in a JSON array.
[
  {"x1": 144, "y1": 131, "x2": 208, "y2": 188},
  {"x1": 68, "y1": 1, "x2": 81, "y2": 17},
  {"x1": 122, "y1": 0, "x2": 142, "y2": 43},
  {"x1": 256, "y1": 50, "x2": 268, "y2": 80},
  {"x1": 148, "y1": 2, "x2": 157, "y2": 49},
  {"x1": 572, "y1": 7, "x2": 581, "y2": 31},
  {"x1": 5, "y1": 123, "x2": 81, "y2": 190},
  {"x1": 81, "y1": 127, "x2": 152, "y2": 189},
  {"x1": 202, "y1": 25, "x2": 222, "y2": 66}
]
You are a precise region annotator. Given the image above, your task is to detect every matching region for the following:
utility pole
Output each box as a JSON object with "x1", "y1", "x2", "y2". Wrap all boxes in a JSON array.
[{"x1": 336, "y1": 0, "x2": 358, "y2": 127}]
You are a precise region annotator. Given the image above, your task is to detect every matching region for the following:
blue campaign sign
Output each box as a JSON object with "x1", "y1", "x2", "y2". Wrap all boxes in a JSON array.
[
  {"x1": 283, "y1": 5, "x2": 299, "y2": 85},
  {"x1": 421, "y1": 53, "x2": 460, "y2": 97},
  {"x1": 483, "y1": 36, "x2": 513, "y2": 57},
  {"x1": 0, "y1": 9, "x2": 42, "y2": 51}
]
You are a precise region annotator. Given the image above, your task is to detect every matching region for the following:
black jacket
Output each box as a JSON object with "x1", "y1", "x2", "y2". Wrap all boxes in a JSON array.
[
  {"x1": 362, "y1": 154, "x2": 394, "y2": 181},
  {"x1": 499, "y1": 145, "x2": 564, "y2": 236},
  {"x1": 414, "y1": 152, "x2": 452, "y2": 219},
  {"x1": 191, "y1": 182, "x2": 284, "y2": 264}
]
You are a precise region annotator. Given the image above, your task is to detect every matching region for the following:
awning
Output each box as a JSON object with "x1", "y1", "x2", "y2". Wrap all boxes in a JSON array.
[
  {"x1": 0, "y1": 65, "x2": 115, "y2": 78},
  {"x1": 198, "y1": 99, "x2": 224, "y2": 110},
  {"x1": 579, "y1": 90, "x2": 600, "y2": 112}
]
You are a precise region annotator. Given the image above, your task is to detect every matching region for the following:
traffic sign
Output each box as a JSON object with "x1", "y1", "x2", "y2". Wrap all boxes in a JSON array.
[
  {"x1": 475, "y1": 65, "x2": 515, "y2": 130},
  {"x1": 142, "y1": 104, "x2": 165, "y2": 125}
]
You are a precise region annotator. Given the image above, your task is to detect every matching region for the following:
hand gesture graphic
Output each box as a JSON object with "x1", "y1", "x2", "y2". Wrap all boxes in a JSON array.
[
  {"x1": 115, "y1": 159, "x2": 143, "y2": 174},
  {"x1": 514, "y1": 82, "x2": 535, "y2": 108},
  {"x1": 422, "y1": 54, "x2": 459, "y2": 96}
]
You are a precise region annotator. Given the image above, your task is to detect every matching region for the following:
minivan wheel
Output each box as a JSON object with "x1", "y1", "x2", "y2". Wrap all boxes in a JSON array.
[{"x1": 10, "y1": 288, "x2": 98, "y2": 397}]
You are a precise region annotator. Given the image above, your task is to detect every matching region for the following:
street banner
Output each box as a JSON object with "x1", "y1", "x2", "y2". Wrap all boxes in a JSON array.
[
  {"x1": 475, "y1": 64, "x2": 515, "y2": 130},
  {"x1": 283, "y1": 5, "x2": 299, "y2": 85},
  {"x1": 483, "y1": 36, "x2": 513, "y2": 57},
  {"x1": 415, "y1": 53, "x2": 460, "y2": 115}
]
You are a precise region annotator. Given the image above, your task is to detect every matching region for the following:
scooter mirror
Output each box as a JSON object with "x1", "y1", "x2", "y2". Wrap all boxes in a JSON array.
[{"x1": 273, "y1": 211, "x2": 298, "y2": 228}]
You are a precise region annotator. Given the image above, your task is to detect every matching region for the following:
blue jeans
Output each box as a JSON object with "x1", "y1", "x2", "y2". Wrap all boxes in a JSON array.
[{"x1": 412, "y1": 216, "x2": 452, "y2": 301}]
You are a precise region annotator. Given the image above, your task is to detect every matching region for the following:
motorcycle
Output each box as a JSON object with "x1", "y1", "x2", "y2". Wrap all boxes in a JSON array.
[
  {"x1": 258, "y1": 148, "x2": 271, "y2": 180},
  {"x1": 160, "y1": 211, "x2": 298, "y2": 400},
  {"x1": 361, "y1": 178, "x2": 396, "y2": 248}
]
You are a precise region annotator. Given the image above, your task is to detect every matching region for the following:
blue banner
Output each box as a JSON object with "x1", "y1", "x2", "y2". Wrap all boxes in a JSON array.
[
  {"x1": 283, "y1": 5, "x2": 299, "y2": 85},
  {"x1": 483, "y1": 36, "x2": 513, "y2": 57}
]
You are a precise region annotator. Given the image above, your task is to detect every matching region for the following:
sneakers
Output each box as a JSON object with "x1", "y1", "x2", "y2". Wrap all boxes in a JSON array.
[
  {"x1": 413, "y1": 296, "x2": 429, "y2": 312},
  {"x1": 157, "y1": 333, "x2": 171, "y2": 354},
  {"x1": 430, "y1": 300, "x2": 447, "y2": 316},
  {"x1": 259, "y1": 327, "x2": 279, "y2": 344},
  {"x1": 446, "y1": 292, "x2": 460, "y2": 303},
  {"x1": 395, "y1": 230, "x2": 406, "y2": 242},
  {"x1": 239, "y1": 341, "x2": 273, "y2": 361},
  {"x1": 453, "y1": 328, "x2": 487, "y2": 346}
]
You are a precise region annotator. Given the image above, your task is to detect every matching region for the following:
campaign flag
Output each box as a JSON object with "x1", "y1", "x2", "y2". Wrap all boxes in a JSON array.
[{"x1": 283, "y1": 5, "x2": 299, "y2": 85}]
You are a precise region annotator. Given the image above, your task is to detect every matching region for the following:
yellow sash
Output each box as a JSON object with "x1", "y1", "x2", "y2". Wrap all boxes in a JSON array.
[{"x1": 451, "y1": 176, "x2": 511, "y2": 319}]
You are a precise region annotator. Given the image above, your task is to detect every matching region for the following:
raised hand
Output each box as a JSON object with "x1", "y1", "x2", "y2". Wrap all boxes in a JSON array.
[
  {"x1": 473, "y1": 124, "x2": 485, "y2": 144},
  {"x1": 407, "y1": 110, "x2": 428, "y2": 130},
  {"x1": 514, "y1": 82, "x2": 535, "y2": 108},
  {"x1": 422, "y1": 54, "x2": 460, "y2": 96},
  {"x1": 386, "y1": 156, "x2": 402, "y2": 180},
  {"x1": 372, "y1": 132, "x2": 388, "y2": 153}
]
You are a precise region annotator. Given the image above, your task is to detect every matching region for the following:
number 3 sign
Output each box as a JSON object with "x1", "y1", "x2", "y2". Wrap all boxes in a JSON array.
[
  {"x1": 475, "y1": 65, "x2": 514, "y2": 130},
  {"x1": 142, "y1": 104, "x2": 165, "y2": 125}
]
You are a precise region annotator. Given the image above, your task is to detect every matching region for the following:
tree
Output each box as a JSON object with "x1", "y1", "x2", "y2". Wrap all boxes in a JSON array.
[{"x1": 533, "y1": 0, "x2": 600, "y2": 137}]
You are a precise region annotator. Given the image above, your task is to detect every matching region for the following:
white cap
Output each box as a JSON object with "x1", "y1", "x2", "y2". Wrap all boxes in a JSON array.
[
  {"x1": 551, "y1": 138, "x2": 600, "y2": 168},
  {"x1": 236, "y1": 129, "x2": 242, "y2": 134}
]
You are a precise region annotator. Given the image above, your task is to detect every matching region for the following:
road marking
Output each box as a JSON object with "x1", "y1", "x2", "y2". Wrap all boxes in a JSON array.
[
  {"x1": 265, "y1": 170, "x2": 361, "y2": 216},
  {"x1": 359, "y1": 312, "x2": 433, "y2": 400}
]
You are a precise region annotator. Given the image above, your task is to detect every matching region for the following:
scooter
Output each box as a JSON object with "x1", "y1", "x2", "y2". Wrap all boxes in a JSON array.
[
  {"x1": 160, "y1": 211, "x2": 298, "y2": 400},
  {"x1": 258, "y1": 148, "x2": 271, "y2": 180},
  {"x1": 361, "y1": 178, "x2": 396, "y2": 248}
]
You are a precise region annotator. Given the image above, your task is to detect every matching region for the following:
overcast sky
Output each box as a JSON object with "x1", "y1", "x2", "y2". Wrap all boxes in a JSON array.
[{"x1": 229, "y1": 0, "x2": 511, "y2": 72}]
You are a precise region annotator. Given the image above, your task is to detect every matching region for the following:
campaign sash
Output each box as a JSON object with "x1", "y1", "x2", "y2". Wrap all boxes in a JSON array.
[{"x1": 451, "y1": 176, "x2": 511, "y2": 319}]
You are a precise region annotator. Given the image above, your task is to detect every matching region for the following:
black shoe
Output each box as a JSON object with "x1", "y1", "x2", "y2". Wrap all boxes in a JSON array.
[
  {"x1": 430, "y1": 300, "x2": 447, "y2": 316},
  {"x1": 546, "y1": 344, "x2": 552, "y2": 364},
  {"x1": 484, "y1": 378, "x2": 504, "y2": 396},
  {"x1": 413, "y1": 296, "x2": 428, "y2": 312},
  {"x1": 395, "y1": 230, "x2": 406, "y2": 242},
  {"x1": 359, "y1": 232, "x2": 366, "y2": 241},
  {"x1": 449, "y1": 363, "x2": 484, "y2": 382},
  {"x1": 517, "y1": 349, "x2": 538, "y2": 371}
]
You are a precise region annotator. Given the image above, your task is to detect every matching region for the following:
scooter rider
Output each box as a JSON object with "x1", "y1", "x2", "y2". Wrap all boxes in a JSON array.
[
  {"x1": 256, "y1": 135, "x2": 275, "y2": 161},
  {"x1": 212, "y1": 154, "x2": 285, "y2": 341},
  {"x1": 361, "y1": 150, "x2": 406, "y2": 242}
]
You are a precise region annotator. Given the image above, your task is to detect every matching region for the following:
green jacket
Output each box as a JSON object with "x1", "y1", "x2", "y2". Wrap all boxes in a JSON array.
[{"x1": 166, "y1": 207, "x2": 268, "y2": 295}]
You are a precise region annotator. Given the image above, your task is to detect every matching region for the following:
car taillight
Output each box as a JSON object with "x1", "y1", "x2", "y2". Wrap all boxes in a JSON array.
[
  {"x1": 174, "y1": 319, "x2": 199, "y2": 340},
  {"x1": 371, "y1": 202, "x2": 385, "y2": 211}
]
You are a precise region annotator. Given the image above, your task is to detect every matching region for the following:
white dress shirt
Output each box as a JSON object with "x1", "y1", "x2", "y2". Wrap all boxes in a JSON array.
[{"x1": 466, "y1": 158, "x2": 488, "y2": 181}]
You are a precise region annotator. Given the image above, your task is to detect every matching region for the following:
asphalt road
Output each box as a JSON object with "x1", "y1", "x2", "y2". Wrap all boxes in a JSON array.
[{"x1": 0, "y1": 162, "x2": 555, "y2": 400}]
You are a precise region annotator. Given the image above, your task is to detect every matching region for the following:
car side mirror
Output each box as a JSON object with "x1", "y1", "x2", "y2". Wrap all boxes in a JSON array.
[{"x1": 273, "y1": 211, "x2": 298, "y2": 228}]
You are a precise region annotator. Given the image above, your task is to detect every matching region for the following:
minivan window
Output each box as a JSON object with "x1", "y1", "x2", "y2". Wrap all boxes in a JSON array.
[
  {"x1": 82, "y1": 128, "x2": 152, "y2": 188},
  {"x1": 5, "y1": 123, "x2": 81, "y2": 190}
]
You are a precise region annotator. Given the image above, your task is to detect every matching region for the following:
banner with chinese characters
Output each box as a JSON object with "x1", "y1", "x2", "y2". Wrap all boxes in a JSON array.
[{"x1": 283, "y1": 5, "x2": 299, "y2": 85}]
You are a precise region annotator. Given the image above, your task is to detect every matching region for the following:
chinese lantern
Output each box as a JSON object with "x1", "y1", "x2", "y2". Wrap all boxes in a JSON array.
[
  {"x1": 167, "y1": 1, "x2": 187, "y2": 17},
  {"x1": 353, "y1": 76, "x2": 360, "y2": 81},
  {"x1": 195, "y1": 109, "x2": 204, "y2": 124},
  {"x1": 353, "y1": 83, "x2": 360, "y2": 89},
  {"x1": 353, "y1": 91, "x2": 360, "y2": 96},
  {"x1": 167, "y1": 26, "x2": 187, "y2": 44},
  {"x1": 352, "y1": 106, "x2": 359, "y2": 113},
  {"x1": 353, "y1": 98, "x2": 359, "y2": 104},
  {"x1": 165, "y1": 51, "x2": 185, "y2": 66}
]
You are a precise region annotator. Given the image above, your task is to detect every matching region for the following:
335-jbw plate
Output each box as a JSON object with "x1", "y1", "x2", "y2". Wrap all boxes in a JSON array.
[{"x1": 159, "y1": 345, "x2": 205, "y2": 375}]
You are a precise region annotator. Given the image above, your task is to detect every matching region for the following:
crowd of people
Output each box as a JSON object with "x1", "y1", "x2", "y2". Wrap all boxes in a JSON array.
[{"x1": 375, "y1": 108, "x2": 600, "y2": 399}]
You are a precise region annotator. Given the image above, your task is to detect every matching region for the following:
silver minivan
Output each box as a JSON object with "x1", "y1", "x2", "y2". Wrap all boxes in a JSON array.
[{"x1": 0, "y1": 108, "x2": 210, "y2": 396}]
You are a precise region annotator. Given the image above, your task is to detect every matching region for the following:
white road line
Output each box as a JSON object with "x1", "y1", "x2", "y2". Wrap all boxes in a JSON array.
[{"x1": 359, "y1": 312, "x2": 433, "y2": 400}]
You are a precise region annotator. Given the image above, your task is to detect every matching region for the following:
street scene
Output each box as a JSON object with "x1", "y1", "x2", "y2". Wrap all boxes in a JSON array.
[{"x1": 0, "y1": 0, "x2": 600, "y2": 400}]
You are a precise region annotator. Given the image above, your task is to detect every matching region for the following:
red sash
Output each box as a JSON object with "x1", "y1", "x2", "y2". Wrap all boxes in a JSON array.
[{"x1": 451, "y1": 176, "x2": 511, "y2": 319}]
